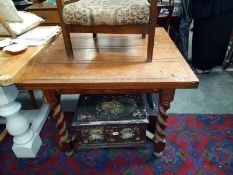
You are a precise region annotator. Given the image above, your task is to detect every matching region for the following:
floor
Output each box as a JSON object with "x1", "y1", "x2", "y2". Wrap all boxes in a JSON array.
[
  {"x1": 17, "y1": 70, "x2": 233, "y2": 114},
  {"x1": 170, "y1": 71, "x2": 233, "y2": 114}
]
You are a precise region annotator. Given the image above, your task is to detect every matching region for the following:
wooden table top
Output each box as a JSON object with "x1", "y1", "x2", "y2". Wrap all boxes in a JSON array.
[
  {"x1": 0, "y1": 27, "x2": 60, "y2": 86},
  {"x1": 16, "y1": 28, "x2": 199, "y2": 91}
]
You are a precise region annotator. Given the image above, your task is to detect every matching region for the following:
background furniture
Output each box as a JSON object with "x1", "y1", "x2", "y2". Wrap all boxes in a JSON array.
[
  {"x1": 16, "y1": 28, "x2": 199, "y2": 157},
  {"x1": 12, "y1": 0, "x2": 32, "y2": 10},
  {"x1": 0, "y1": 15, "x2": 17, "y2": 38},
  {"x1": 26, "y1": 3, "x2": 60, "y2": 25},
  {"x1": 159, "y1": 0, "x2": 174, "y2": 4},
  {"x1": 0, "y1": 128, "x2": 7, "y2": 143},
  {"x1": 56, "y1": 0, "x2": 157, "y2": 61},
  {"x1": 0, "y1": 14, "x2": 39, "y2": 108},
  {"x1": 0, "y1": 27, "x2": 60, "y2": 157},
  {"x1": 157, "y1": 4, "x2": 174, "y2": 31},
  {"x1": 223, "y1": 32, "x2": 233, "y2": 70}
]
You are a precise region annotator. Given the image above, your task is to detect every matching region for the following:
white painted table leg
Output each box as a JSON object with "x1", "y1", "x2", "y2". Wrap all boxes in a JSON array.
[{"x1": 0, "y1": 85, "x2": 49, "y2": 158}]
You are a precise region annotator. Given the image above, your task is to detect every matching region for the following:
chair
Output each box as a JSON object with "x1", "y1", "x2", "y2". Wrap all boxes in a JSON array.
[{"x1": 56, "y1": 0, "x2": 157, "y2": 62}]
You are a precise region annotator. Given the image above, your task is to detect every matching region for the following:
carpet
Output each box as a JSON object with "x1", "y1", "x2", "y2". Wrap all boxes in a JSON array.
[{"x1": 0, "y1": 114, "x2": 232, "y2": 175}]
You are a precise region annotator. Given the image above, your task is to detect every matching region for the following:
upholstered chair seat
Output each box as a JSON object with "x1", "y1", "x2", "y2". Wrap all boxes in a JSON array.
[{"x1": 63, "y1": 0, "x2": 150, "y2": 25}]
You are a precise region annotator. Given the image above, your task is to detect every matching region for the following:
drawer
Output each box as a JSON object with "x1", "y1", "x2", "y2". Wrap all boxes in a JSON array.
[
  {"x1": 75, "y1": 124, "x2": 147, "y2": 149},
  {"x1": 72, "y1": 94, "x2": 149, "y2": 149},
  {"x1": 29, "y1": 10, "x2": 60, "y2": 24}
]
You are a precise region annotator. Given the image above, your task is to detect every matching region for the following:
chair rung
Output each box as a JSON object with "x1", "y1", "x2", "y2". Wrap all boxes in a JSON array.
[{"x1": 67, "y1": 24, "x2": 149, "y2": 34}]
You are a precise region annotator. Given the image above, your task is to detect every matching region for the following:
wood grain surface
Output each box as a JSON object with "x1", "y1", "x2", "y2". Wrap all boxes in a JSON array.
[
  {"x1": 16, "y1": 28, "x2": 199, "y2": 90},
  {"x1": 0, "y1": 27, "x2": 60, "y2": 86}
]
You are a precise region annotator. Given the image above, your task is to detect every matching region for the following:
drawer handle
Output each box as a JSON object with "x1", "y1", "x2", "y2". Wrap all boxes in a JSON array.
[{"x1": 112, "y1": 132, "x2": 119, "y2": 136}]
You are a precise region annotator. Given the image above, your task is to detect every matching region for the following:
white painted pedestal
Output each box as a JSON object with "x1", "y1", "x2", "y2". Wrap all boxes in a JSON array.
[{"x1": 0, "y1": 85, "x2": 50, "y2": 158}]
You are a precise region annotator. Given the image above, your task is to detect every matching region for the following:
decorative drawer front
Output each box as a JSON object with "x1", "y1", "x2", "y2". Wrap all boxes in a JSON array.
[
  {"x1": 75, "y1": 124, "x2": 147, "y2": 148},
  {"x1": 30, "y1": 10, "x2": 60, "y2": 24},
  {"x1": 72, "y1": 94, "x2": 148, "y2": 149}
]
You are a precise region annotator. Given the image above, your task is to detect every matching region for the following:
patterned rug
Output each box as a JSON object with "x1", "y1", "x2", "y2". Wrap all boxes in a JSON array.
[{"x1": 0, "y1": 114, "x2": 232, "y2": 175}]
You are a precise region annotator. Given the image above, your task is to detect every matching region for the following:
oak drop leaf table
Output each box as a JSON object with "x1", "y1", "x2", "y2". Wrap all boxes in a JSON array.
[{"x1": 16, "y1": 28, "x2": 199, "y2": 157}]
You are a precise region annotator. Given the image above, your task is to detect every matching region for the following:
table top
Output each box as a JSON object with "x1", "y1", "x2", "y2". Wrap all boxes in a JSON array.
[
  {"x1": 16, "y1": 28, "x2": 198, "y2": 91},
  {"x1": 0, "y1": 27, "x2": 60, "y2": 86}
]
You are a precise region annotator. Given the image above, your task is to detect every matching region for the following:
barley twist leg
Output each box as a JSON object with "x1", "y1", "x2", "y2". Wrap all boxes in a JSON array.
[
  {"x1": 43, "y1": 90, "x2": 74, "y2": 156},
  {"x1": 154, "y1": 89, "x2": 175, "y2": 157}
]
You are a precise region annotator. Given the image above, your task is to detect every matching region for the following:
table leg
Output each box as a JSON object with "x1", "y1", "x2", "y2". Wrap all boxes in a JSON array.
[
  {"x1": 0, "y1": 85, "x2": 42, "y2": 158},
  {"x1": 153, "y1": 89, "x2": 175, "y2": 157},
  {"x1": 43, "y1": 90, "x2": 74, "y2": 156}
]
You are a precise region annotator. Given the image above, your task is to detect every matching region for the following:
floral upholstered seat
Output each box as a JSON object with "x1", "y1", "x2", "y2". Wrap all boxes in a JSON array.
[{"x1": 63, "y1": 0, "x2": 150, "y2": 25}]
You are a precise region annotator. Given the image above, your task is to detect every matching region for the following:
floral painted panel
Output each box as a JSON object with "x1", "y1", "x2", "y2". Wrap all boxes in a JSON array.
[
  {"x1": 63, "y1": 0, "x2": 150, "y2": 25},
  {"x1": 74, "y1": 94, "x2": 147, "y2": 123}
]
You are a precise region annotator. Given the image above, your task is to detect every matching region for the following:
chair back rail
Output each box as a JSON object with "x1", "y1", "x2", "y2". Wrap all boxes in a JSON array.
[{"x1": 67, "y1": 24, "x2": 149, "y2": 34}]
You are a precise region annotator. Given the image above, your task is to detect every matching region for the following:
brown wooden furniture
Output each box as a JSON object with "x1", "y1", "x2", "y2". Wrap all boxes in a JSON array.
[
  {"x1": 0, "y1": 27, "x2": 59, "y2": 85},
  {"x1": 26, "y1": 3, "x2": 60, "y2": 25},
  {"x1": 159, "y1": 0, "x2": 174, "y2": 4},
  {"x1": 0, "y1": 27, "x2": 60, "y2": 109},
  {"x1": 0, "y1": 16, "x2": 16, "y2": 38},
  {"x1": 0, "y1": 128, "x2": 8, "y2": 143},
  {"x1": 56, "y1": 0, "x2": 157, "y2": 62},
  {"x1": 16, "y1": 28, "x2": 199, "y2": 157},
  {"x1": 32, "y1": 0, "x2": 46, "y2": 3},
  {"x1": 0, "y1": 27, "x2": 60, "y2": 147},
  {"x1": 157, "y1": 4, "x2": 174, "y2": 31},
  {"x1": 145, "y1": 3, "x2": 175, "y2": 109},
  {"x1": 73, "y1": 94, "x2": 148, "y2": 149}
]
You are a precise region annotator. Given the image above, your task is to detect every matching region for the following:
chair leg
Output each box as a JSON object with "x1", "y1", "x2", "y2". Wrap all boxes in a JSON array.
[
  {"x1": 94, "y1": 36, "x2": 100, "y2": 52},
  {"x1": 28, "y1": 90, "x2": 38, "y2": 109},
  {"x1": 56, "y1": 0, "x2": 73, "y2": 58},
  {"x1": 93, "y1": 33, "x2": 97, "y2": 39},
  {"x1": 61, "y1": 24, "x2": 74, "y2": 58},
  {"x1": 0, "y1": 128, "x2": 8, "y2": 143},
  {"x1": 146, "y1": 0, "x2": 156, "y2": 62},
  {"x1": 147, "y1": 29, "x2": 155, "y2": 62}
]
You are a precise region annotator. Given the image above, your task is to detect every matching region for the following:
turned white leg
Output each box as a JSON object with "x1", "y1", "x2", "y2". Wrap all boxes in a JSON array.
[{"x1": 0, "y1": 85, "x2": 49, "y2": 158}]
